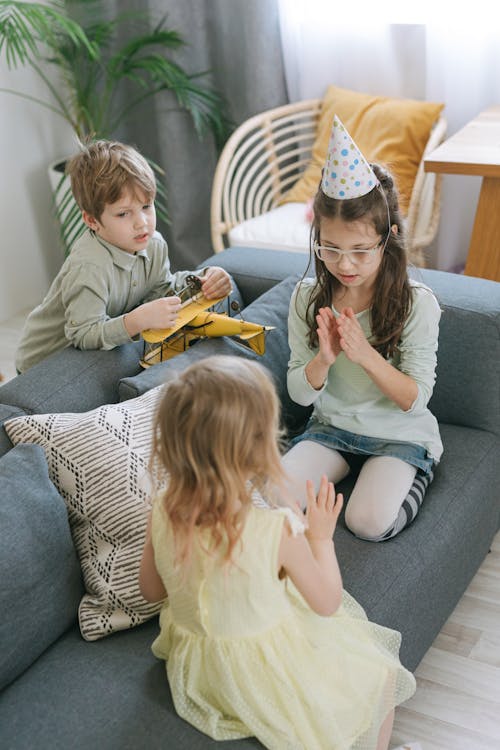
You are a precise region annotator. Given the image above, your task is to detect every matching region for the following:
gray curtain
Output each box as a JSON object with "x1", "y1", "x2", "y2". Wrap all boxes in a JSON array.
[{"x1": 121, "y1": 0, "x2": 288, "y2": 270}]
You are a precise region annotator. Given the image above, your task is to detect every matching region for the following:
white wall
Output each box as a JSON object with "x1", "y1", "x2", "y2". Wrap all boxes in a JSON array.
[{"x1": 0, "y1": 65, "x2": 76, "y2": 323}]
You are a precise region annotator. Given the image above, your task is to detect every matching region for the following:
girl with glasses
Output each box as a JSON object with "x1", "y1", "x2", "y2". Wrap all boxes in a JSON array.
[{"x1": 283, "y1": 116, "x2": 442, "y2": 542}]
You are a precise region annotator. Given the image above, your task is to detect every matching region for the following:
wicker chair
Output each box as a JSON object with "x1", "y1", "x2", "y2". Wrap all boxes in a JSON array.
[{"x1": 210, "y1": 99, "x2": 447, "y2": 266}]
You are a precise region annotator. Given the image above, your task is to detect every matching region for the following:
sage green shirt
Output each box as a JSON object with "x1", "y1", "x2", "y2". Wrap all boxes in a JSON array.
[
  {"x1": 287, "y1": 278, "x2": 443, "y2": 462},
  {"x1": 16, "y1": 229, "x2": 193, "y2": 373}
]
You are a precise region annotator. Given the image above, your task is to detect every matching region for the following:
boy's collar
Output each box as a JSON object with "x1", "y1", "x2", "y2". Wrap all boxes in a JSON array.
[{"x1": 89, "y1": 229, "x2": 151, "y2": 268}]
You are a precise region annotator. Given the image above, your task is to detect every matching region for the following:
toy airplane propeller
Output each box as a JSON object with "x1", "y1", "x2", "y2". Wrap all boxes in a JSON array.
[{"x1": 140, "y1": 274, "x2": 274, "y2": 368}]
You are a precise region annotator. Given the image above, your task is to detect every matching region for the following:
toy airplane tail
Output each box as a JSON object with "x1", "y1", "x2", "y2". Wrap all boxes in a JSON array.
[
  {"x1": 188, "y1": 312, "x2": 273, "y2": 355},
  {"x1": 236, "y1": 329, "x2": 267, "y2": 355}
]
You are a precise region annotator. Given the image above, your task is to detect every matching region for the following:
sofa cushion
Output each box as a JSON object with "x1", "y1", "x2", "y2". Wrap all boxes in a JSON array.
[
  {"x1": 0, "y1": 443, "x2": 83, "y2": 690},
  {"x1": 119, "y1": 275, "x2": 313, "y2": 438},
  {"x1": 282, "y1": 84, "x2": 444, "y2": 214},
  {"x1": 4, "y1": 387, "x2": 167, "y2": 642}
]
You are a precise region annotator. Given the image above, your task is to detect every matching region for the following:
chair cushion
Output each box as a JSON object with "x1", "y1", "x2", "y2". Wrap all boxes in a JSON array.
[
  {"x1": 4, "y1": 388, "x2": 167, "y2": 642},
  {"x1": 228, "y1": 202, "x2": 311, "y2": 253},
  {"x1": 282, "y1": 85, "x2": 444, "y2": 214},
  {"x1": 0, "y1": 444, "x2": 83, "y2": 689}
]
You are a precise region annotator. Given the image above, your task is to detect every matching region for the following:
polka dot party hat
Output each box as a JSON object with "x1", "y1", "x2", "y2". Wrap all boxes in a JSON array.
[{"x1": 321, "y1": 115, "x2": 379, "y2": 199}]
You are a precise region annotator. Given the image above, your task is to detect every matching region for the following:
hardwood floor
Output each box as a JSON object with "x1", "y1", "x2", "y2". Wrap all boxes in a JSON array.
[
  {"x1": 391, "y1": 531, "x2": 500, "y2": 749},
  {"x1": 0, "y1": 311, "x2": 499, "y2": 750}
]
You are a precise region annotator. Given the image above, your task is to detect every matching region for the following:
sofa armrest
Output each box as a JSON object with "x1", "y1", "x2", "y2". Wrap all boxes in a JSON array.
[
  {"x1": 0, "y1": 404, "x2": 26, "y2": 458},
  {"x1": 0, "y1": 342, "x2": 144, "y2": 416}
]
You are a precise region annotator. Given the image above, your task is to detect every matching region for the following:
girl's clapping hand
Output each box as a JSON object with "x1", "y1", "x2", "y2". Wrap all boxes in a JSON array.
[
  {"x1": 305, "y1": 475, "x2": 343, "y2": 541},
  {"x1": 337, "y1": 307, "x2": 373, "y2": 365},
  {"x1": 316, "y1": 307, "x2": 341, "y2": 366}
]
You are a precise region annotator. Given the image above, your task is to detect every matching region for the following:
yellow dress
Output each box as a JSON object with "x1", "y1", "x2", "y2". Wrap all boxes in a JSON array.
[{"x1": 151, "y1": 500, "x2": 416, "y2": 750}]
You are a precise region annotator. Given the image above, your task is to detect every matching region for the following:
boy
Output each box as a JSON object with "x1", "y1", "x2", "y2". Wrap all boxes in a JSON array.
[{"x1": 16, "y1": 140, "x2": 231, "y2": 373}]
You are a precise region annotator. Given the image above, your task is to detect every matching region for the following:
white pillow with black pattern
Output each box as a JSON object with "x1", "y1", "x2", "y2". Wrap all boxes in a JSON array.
[{"x1": 5, "y1": 385, "x2": 165, "y2": 641}]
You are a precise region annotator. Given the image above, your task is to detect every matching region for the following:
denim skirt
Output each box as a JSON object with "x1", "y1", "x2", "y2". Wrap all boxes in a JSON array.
[{"x1": 290, "y1": 418, "x2": 435, "y2": 475}]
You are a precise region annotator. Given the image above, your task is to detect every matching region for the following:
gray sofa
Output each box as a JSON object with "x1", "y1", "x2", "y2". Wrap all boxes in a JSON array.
[{"x1": 1, "y1": 246, "x2": 499, "y2": 750}]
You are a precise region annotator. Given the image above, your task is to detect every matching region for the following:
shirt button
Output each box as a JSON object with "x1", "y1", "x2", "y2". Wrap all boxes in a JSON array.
[{"x1": 132, "y1": 281, "x2": 137, "y2": 287}]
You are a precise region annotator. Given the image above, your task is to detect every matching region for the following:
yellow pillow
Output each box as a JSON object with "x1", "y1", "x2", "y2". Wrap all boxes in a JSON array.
[{"x1": 281, "y1": 85, "x2": 444, "y2": 215}]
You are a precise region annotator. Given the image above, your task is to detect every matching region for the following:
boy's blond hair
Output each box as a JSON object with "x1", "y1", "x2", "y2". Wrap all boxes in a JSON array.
[{"x1": 66, "y1": 139, "x2": 156, "y2": 220}]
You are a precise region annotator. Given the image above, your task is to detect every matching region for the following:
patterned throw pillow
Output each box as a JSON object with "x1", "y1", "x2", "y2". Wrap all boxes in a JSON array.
[{"x1": 4, "y1": 385, "x2": 165, "y2": 641}]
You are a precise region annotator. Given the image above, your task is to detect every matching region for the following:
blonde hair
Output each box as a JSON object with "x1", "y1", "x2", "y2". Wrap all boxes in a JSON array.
[
  {"x1": 66, "y1": 139, "x2": 156, "y2": 220},
  {"x1": 152, "y1": 355, "x2": 285, "y2": 566}
]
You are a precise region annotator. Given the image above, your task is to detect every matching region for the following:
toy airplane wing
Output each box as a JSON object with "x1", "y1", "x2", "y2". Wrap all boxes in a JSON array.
[{"x1": 142, "y1": 293, "x2": 228, "y2": 344}]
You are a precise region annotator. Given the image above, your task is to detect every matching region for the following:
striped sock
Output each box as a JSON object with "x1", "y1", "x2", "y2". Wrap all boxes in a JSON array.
[{"x1": 379, "y1": 467, "x2": 434, "y2": 541}]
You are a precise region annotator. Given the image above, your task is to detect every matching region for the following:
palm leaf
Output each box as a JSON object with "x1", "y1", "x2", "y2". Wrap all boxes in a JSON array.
[{"x1": 0, "y1": 1, "x2": 95, "y2": 67}]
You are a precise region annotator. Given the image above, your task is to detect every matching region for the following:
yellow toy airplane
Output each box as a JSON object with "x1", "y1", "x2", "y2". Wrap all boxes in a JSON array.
[{"x1": 140, "y1": 274, "x2": 274, "y2": 368}]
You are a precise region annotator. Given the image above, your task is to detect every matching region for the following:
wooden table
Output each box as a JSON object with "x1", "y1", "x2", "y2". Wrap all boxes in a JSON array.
[{"x1": 424, "y1": 106, "x2": 500, "y2": 282}]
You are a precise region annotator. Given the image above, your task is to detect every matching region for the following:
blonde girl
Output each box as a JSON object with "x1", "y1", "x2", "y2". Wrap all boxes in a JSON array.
[{"x1": 140, "y1": 355, "x2": 416, "y2": 750}]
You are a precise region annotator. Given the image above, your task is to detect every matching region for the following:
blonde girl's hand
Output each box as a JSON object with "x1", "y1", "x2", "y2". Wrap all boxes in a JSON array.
[
  {"x1": 336, "y1": 307, "x2": 374, "y2": 366},
  {"x1": 316, "y1": 306, "x2": 341, "y2": 366},
  {"x1": 201, "y1": 266, "x2": 232, "y2": 299},
  {"x1": 305, "y1": 475, "x2": 344, "y2": 541}
]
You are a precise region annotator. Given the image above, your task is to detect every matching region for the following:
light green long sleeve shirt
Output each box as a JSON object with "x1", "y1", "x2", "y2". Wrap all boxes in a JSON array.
[
  {"x1": 287, "y1": 278, "x2": 443, "y2": 462},
  {"x1": 16, "y1": 229, "x2": 193, "y2": 373}
]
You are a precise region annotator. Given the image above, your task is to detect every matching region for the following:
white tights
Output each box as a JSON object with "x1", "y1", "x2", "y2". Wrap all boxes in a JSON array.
[{"x1": 281, "y1": 440, "x2": 417, "y2": 540}]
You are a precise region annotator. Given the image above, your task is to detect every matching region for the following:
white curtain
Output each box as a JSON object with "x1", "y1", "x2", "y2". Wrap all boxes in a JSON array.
[{"x1": 277, "y1": 0, "x2": 500, "y2": 271}]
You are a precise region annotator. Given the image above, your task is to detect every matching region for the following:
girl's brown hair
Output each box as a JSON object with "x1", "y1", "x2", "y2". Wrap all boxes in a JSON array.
[
  {"x1": 306, "y1": 163, "x2": 412, "y2": 359},
  {"x1": 151, "y1": 355, "x2": 285, "y2": 567}
]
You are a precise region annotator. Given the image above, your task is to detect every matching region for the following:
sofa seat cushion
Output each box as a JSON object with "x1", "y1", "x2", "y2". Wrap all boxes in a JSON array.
[
  {"x1": 4, "y1": 387, "x2": 168, "y2": 642},
  {"x1": 0, "y1": 443, "x2": 83, "y2": 690},
  {"x1": 228, "y1": 202, "x2": 311, "y2": 253},
  {"x1": 333, "y1": 422, "x2": 500, "y2": 669},
  {"x1": 0, "y1": 620, "x2": 263, "y2": 750},
  {"x1": 119, "y1": 275, "x2": 313, "y2": 438}
]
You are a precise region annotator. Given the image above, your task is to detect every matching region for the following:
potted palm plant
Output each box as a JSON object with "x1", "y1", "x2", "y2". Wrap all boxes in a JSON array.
[{"x1": 0, "y1": 0, "x2": 230, "y2": 252}]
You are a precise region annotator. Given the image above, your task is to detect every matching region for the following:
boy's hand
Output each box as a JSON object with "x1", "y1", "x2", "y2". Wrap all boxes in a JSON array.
[
  {"x1": 124, "y1": 297, "x2": 181, "y2": 338},
  {"x1": 142, "y1": 297, "x2": 181, "y2": 329},
  {"x1": 201, "y1": 267, "x2": 232, "y2": 299},
  {"x1": 305, "y1": 475, "x2": 343, "y2": 541}
]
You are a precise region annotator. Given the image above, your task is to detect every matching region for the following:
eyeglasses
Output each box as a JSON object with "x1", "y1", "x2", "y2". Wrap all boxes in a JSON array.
[{"x1": 313, "y1": 240, "x2": 382, "y2": 265}]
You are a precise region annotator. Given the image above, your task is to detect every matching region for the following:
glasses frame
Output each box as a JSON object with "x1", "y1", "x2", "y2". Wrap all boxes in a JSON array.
[{"x1": 313, "y1": 239, "x2": 383, "y2": 265}]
